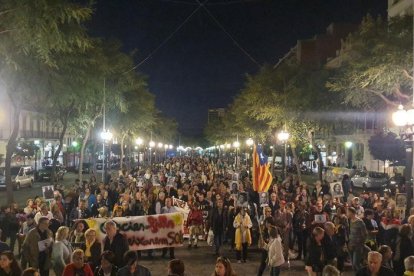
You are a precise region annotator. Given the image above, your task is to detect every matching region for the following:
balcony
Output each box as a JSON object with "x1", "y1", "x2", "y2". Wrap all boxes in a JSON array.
[{"x1": 20, "y1": 130, "x2": 60, "y2": 140}]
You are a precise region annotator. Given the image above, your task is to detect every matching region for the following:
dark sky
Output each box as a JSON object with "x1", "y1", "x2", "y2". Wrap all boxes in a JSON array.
[{"x1": 89, "y1": 0, "x2": 387, "y2": 137}]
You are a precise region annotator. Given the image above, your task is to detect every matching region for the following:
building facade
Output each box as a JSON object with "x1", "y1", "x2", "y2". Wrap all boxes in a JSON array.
[{"x1": 0, "y1": 91, "x2": 75, "y2": 168}]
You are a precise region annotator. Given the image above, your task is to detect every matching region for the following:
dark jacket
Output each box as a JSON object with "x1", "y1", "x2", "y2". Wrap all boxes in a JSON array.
[
  {"x1": 81, "y1": 241, "x2": 102, "y2": 271},
  {"x1": 356, "y1": 266, "x2": 395, "y2": 276},
  {"x1": 94, "y1": 265, "x2": 118, "y2": 276},
  {"x1": 117, "y1": 264, "x2": 151, "y2": 276},
  {"x1": 103, "y1": 232, "x2": 129, "y2": 268},
  {"x1": 209, "y1": 206, "x2": 228, "y2": 235},
  {"x1": 305, "y1": 238, "x2": 324, "y2": 272}
]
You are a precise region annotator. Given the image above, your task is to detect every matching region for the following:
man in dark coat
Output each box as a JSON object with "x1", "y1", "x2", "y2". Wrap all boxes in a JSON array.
[
  {"x1": 103, "y1": 220, "x2": 129, "y2": 268},
  {"x1": 209, "y1": 198, "x2": 228, "y2": 256},
  {"x1": 356, "y1": 251, "x2": 395, "y2": 276}
]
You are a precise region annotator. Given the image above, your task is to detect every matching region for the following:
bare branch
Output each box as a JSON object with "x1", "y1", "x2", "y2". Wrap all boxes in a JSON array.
[
  {"x1": 364, "y1": 88, "x2": 399, "y2": 107},
  {"x1": 392, "y1": 86, "x2": 410, "y2": 99},
  {"x1": 403, "y1": 70, "x2": 414, "y2": 81}
]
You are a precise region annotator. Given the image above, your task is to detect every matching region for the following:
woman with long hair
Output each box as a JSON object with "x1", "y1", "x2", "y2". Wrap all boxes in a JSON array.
[
  {"x1": 211, "y1": 257, "x2": 237, "y2": 276},
  {"x1": 0, "y1": 251, "x2": 22, "y2": 276},
  {"x1": 51, "y1": 226, "x2": 72, "y2": 276}
]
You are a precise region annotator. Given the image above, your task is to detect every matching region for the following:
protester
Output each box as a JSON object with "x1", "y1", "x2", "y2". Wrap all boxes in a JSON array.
[
  {"x1": 356, "y1": 251, "x2": 395, "y2": 276},
  {"x1": 264, "y1": 227, "x2": 284, "y2": 276},
  {"x1": 211, "y1": 257, "x2": 237, "y2": 276},
  {"x1": 305, "y1": 226, "x2": 325, "y2": 276},
  {"x1": 404, "y1": 256, "x2": 414, "y2": 276},
  {"x1": 103, "y1": 220, "x2": 129, "y2": 268},
  {"x1": 209, "y1": 198, "x2": 228, "y2": 256},
  {"x1": 348, "y1": 207, "x2": 368, "y2": 271},
  {"x1": 62, "y1": 249, "x2": 94, "y2": 276},
  {"x1": 94, "y1": 251, "x2": 118, "y2": 276},
  {"x1": 393, "y1": 224, "x2": 414, "y2": 276},
  {"x1": 161, "y1": 198, "x2": 177, "y2": 259},
  {"x1": 81, "y1": 228, "x2": 102, "y2": 271},
  {"x1": 51, "y1": 226, "x2": 72, "y2": 276},
  {"x1": 21, "y1": 268, "x2": 40, "y2": 276},
  {"x1": 117, "y1": 250, "x2": 151, "y2": 276},
  {"x1": 233, "y1": 207, "x2": 252, "y2": 263},
  {"x1": 21, "y1": 217, "x2": 53, "y2": 276},
  {"x1": 0, "y1": 251, "x2": 22, "y2": 276},
  {"x1": 168, "y1": 259, "x2": 185, "y2": 276}
]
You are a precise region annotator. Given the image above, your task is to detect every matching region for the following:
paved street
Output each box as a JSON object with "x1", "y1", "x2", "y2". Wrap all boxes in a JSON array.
[{"x1": 137, "y1": 241, "x2": 355, "y2": 276}]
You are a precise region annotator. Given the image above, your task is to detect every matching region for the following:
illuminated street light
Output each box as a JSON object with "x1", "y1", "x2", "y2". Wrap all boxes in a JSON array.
[
  {"x1": 246, "y1": 138, "x2": 254, "y2": 147},
  {"x1": 135, "y1": 137, "x2": 143, "y2": 145},
  {"x1": 345, "y1": 141, "x2": 353, "y2": 149},
  {"x1": 149, "y1": 141, "x2": 155, "y2": 148},
  {"x1": 71, "y1": 141, "x2": 78, "y2": 147},
  {"x1": 100, "y1": 130, "x2": 113, "y2": 141},
  {"x1": 168, "y1": 144, "x2": 173, "y2": 149},
  {"x1": 158, "y1": 142, "x2": 163, "y2": 148},
  {"x1": 220, "y1": 145, "x2": 225, "y2": 149},
  {"x1": 233, "y1": 141, "x2": 240, "y2": 148},
  {"x1": 226, "y1": 143, "x2": 231, "y2": 149},
  {"x1": 278, "y1": 130, "x2": 289, "y2": 180}
]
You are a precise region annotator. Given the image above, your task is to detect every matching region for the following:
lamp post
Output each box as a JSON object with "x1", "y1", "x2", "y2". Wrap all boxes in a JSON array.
[
  {"x1": 135, "y1": 137, "x2": 143, "y2": 166},
  {"x1": 149, "y1": 140, "x2": 155, "y2": 165},
  {"x1": 277, "y1": 130, "x2": 289, "y2": 180},
  {"x1": 344, "y1": 141, "x2": 353, "y2": 168},
  {"x1": 246, "y1": 138, "x2": 253, "y2": 169},
  {"x1": 233, "y1": 140, "x2": 240, "y2": 169},
  {"x1": 100, "y1": 130, "x2": 113, "y2": 183}
]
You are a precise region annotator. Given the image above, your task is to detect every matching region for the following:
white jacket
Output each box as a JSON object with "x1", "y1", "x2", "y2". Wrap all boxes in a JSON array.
[{"x1": 265, "y1": 236, "x2": 285, "y2": 267}]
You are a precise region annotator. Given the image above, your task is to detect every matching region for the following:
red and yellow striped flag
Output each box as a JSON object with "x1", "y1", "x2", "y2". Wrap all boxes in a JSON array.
[{"x1": 253, "y1": 144, "x2": 273, "y2": 192}]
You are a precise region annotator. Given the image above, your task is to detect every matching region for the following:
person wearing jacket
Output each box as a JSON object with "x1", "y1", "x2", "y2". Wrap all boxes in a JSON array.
[
  {"x1": 94, "y1": 251, "x2": 118, "y2": 276},
  {"x1": 209, "y1": 198, "x2": 228, "y2": 256},
  {"x1": 305, "y1": 227, "x2": 325, "y2": 276},
  {"x1": 51, "y1": 226, "x2": 72, "y2": 276},
  {"x1": 62, "y1": 249, "x2": 93, "y2": 276},
  {"x1": 347, "y1": 207, "x2": 368, "y2": 272},
  {"x1": 103, "y1": 220, "x2": 129, "y2": 268},
  {"x1": 187, "y1": 202, "x2": 204, "y2": 248},
  {"x1": 81, "y1": 228, "x2": 102, "y2": 271},
  {"x1": 265, "y1": 227, "x2": 285, "y2": 276},
  {"x1": 233, "y1": 207, "x2": 252, "y2": 263},
  {"x1": 21, "y1": 217, "x2": 53, "y2": 276},
  {"x1": 393, "y1": 224, "x2": 414, "y2": 276}
]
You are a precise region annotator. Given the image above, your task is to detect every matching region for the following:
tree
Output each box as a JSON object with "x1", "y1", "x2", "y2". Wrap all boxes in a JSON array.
[
  {"x1": 327, "y1": 15, "x2": 413, "y2": 110},
  {"x1": 0, "y1": 1, "x2": 92, "y2": 199},
  {"x1": 368, "y1": 131, "x2": 405, "y2": 172}
]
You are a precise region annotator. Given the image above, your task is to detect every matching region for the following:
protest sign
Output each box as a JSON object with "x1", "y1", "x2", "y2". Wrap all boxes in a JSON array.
[
  {"x1": 84, "y1": 213, "x2": 184, "y2": 251},
  {"x1": 172, "y1": 197, "x2": 190, "y2": 238},
  {"x1": 42, "y1": 185, "x2": 54, "y2": 201},
  {"x1": 330, "y1": 182, "x2": 344, "y2": 198}
]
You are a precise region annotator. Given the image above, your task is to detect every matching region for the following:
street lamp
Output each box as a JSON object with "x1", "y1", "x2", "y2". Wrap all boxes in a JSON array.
[
  {"x1": 149, "y1": 140, "x2": 155, "y2": 165},
  {"x1": 233, "y1": 140, "x2": 240, "y2": 168},
  {"x1": 245, "y1": 138, "x2": 254, "y2": 168},
  {"x1": 135, "y1": 138, "x2": 143, "y2": 165},
  {"x1": 164, "y1": 144, "x2": 168, "y2": 160},
  {"x1": 34, "y1": 140, "x2": 40, "y2": 172},
  {"x1": 100, "y1": 129, "x2": 113, "y2": 182},
  {"x1": 345, "y1": 141, "x2": 353, "y2": 168},
  {"x1": 277, "y1": 130, "x2": 289, "y2": 180}
]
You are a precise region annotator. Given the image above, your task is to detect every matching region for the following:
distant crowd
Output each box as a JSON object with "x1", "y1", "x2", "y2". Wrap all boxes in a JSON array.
[{"x1": 0, "y1": 156, "x2": 414, "y2": 276}]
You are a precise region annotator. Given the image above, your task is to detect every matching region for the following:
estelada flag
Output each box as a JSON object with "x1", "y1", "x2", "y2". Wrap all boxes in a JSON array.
[{"x1": 253, "y1": 144, "x2": 273, "y2": 192}]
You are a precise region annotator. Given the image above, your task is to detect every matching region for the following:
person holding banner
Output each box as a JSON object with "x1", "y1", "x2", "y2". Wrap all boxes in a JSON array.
[
  {"x1": 161, "y1": 198, "x2": 177, "y2": 259},
  {"x1": 103, "y1": 221, "x2": 129, "y2": 268}
]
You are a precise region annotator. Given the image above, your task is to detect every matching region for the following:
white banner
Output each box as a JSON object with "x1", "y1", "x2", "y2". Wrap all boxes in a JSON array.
[{"x1": 84, "y1": 213, "x2": 184, "y2": 250}]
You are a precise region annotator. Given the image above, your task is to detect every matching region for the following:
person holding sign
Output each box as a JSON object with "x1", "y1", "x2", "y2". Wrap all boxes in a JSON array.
[{"x1": 21, "y1": 217, "x2": 53, "y2": 276}]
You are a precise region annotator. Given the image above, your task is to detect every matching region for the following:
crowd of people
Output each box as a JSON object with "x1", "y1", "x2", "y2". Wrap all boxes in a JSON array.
[{"x1": 0, "y1": 156, "x2": 414, "y2": 276}]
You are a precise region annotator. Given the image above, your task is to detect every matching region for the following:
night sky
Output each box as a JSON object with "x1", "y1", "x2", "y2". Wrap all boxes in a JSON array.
[{"x1": 89, "y1": 0, "x2": 387, "y2": 137}]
